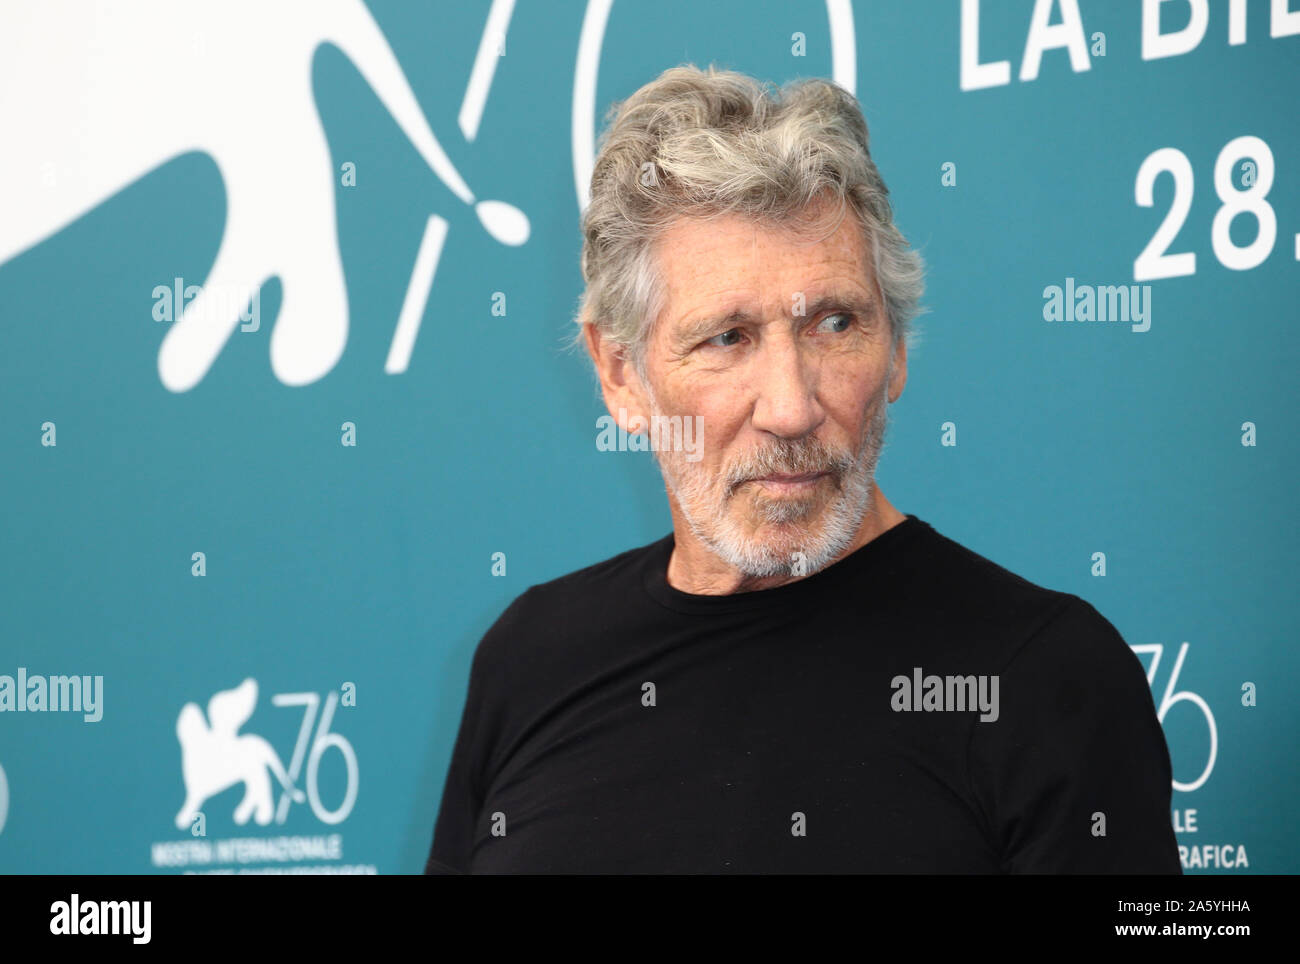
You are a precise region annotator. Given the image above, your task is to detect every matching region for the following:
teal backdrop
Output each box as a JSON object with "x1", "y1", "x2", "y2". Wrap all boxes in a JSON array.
[{"x1": 0, "y1": 0, "x2": 1295, "y2": 873}]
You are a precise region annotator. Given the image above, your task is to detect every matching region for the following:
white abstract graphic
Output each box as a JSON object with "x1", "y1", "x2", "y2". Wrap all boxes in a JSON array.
[{"x1": 0, "y1": 0, "x2": 529, "y2": 391}]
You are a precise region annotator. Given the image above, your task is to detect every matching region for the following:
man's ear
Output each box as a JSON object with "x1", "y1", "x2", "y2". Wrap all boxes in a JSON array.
[
  {"x1": 887, "y1": 333, "x2": 908, "y2": 404},
  {"x1": 584, "y1": 322, "x2": 651, "y2": 431}
]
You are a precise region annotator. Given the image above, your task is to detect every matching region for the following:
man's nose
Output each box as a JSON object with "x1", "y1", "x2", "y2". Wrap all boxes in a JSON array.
[{"x1": 749, "y1": 335, "x2": 824, "y2": 439}]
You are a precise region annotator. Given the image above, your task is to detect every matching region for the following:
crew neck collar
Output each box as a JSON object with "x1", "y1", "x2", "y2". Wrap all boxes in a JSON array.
[{"x1": 641, "y1": 514, "x2": 928, "y2": 614}]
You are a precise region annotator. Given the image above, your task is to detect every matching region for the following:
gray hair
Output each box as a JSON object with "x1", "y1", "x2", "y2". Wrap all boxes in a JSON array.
[{"x1": 574, "y1": 63, "x2": 925, "y2": 378}]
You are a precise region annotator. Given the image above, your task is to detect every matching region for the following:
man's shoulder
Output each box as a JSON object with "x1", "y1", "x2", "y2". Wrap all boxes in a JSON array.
[
  {"x1": 920, "y1": 522, "x2": 1144, "y2": 680},
  {"x1": 905, "y1": 518, "x2": 1133, "y2": 670},
  {"x1": 530, "y1": 533, "x2": 671, "y2": 599},
  {"x1": 908, "y1": 517, "x2": 1079, "y2": 618},
  {"x1": 472, "y1": 534, "x2": 671, "y2": 667},
  {"x1": 508, "y1": 532, "x2": 669, "y2": 617}
]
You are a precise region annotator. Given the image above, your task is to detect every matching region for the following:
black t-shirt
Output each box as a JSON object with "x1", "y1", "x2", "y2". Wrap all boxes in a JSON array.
[{"x1": 425, "y1": 514, "x2": 1181, "y2": 873}]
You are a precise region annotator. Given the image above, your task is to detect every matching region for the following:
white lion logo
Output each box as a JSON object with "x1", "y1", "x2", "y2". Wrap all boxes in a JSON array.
[{"x1": 174, "y1": 678, "x2": 303, "y2": 830}]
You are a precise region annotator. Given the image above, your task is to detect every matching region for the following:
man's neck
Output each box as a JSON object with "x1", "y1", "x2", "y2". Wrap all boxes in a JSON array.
[{"x1": 664, "y1": 486, "x2": 906, "y2": 595}]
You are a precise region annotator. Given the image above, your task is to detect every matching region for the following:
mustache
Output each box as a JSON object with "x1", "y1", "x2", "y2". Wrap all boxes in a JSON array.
[{"x1": 724, "y1": 436, "x2": 855, "y2": 497}]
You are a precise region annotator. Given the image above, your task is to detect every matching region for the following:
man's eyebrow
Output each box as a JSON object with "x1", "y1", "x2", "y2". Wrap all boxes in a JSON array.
[
  {"x1": 671, "y1": 291, "x2": 879, "y2": 344},
  {"x1": 800, "y1": 292, "x2": 879, "y2": 321},
  {"x1": 671, "y1": 308, "x2": 756, "y2": 345}
]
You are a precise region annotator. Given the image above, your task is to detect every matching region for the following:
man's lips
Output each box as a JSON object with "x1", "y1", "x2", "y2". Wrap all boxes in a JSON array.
[
  {"x1": 740, "y1": 470, "x2": 831, "y2": 494},
  {"x1": 752, "y1": 471, "x2": 828, "y2": 483}
]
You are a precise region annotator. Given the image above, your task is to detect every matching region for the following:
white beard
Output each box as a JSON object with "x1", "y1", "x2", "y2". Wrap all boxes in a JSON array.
[{"x1": 649, "y1": 376, "x2": 892, "y2": 579}]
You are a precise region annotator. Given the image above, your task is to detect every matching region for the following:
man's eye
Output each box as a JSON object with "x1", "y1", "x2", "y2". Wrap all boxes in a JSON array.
[
  {"x1": 815, "y1": 312, "x2": 854, "y2": 334},
  {"x1": 705, "y1": 328, "x2": 744, "y2": 348}
]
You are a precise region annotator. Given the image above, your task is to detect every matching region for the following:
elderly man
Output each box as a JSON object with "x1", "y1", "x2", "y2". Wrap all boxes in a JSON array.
[{"x1": 425, "y1": 65, "x2": 1180, "y2": 874}]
